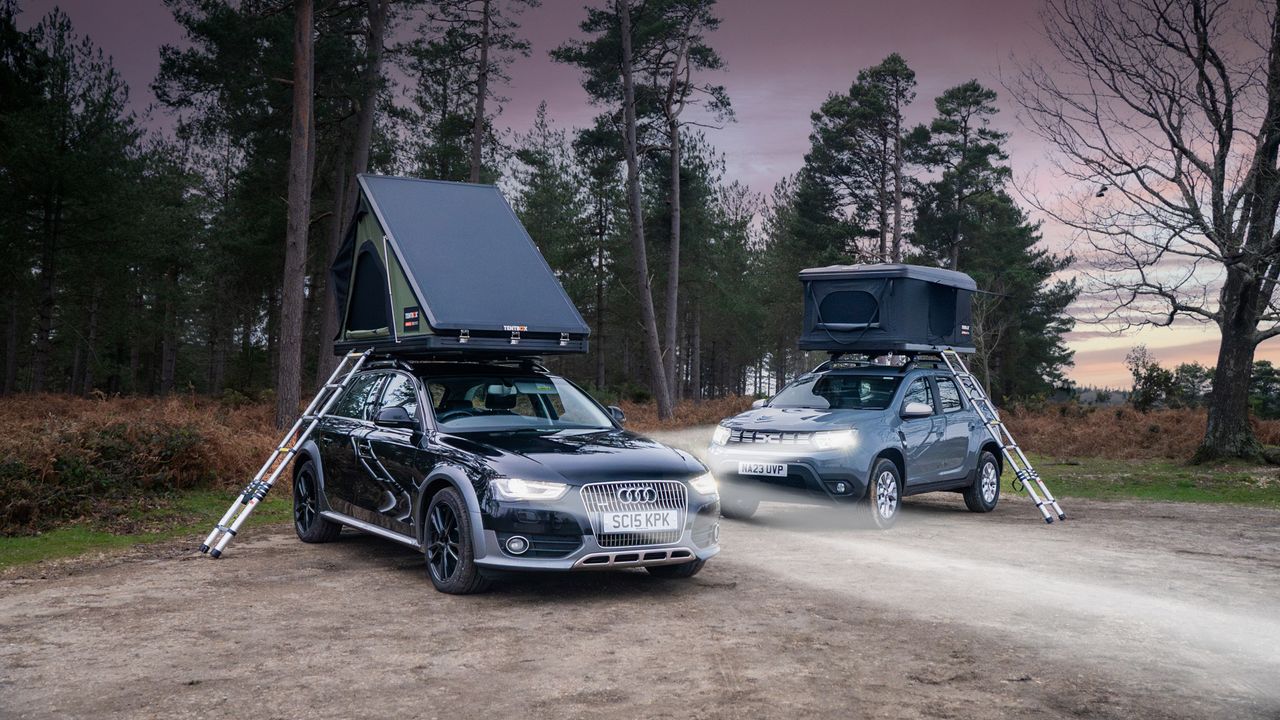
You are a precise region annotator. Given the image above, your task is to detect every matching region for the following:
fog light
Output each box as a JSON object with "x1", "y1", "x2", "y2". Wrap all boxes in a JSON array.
[
  {"x1": 505, "y1": 535, "x2": 530, "y2": 555},
  {"x1": 712, "y1": 523, "x2": 720, "y2": 543},
  {"x1": 835, "y1": 482, "x2": 848, "y2": 494}
]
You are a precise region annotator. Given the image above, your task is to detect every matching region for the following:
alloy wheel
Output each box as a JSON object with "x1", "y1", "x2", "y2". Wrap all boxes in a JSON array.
[
  {"x1": 981, "y1": 462, "x2": 999, "y2": 504},
  {"x1": 294, "y1": 467, "x2": 318, "y2": 532},
  {"x1": 875, "y1": 470, "x2": 899, "y2": 519},
  {"x1": 427, "y1": 502, "x2": 462, "y2": 582}
]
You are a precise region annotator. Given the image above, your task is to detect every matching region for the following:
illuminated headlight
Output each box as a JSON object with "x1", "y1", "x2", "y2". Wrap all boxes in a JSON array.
[
  {"x1": 812, "y1": 429, "x2": 857, "y2": 450},
  {"x1": 490, "y1": 477, "x2": 569, "y2": 502},
  {"x1": 688, "y1": 472, "x2": 718, "y2": 496},
  {"x1": 711, "y1": 425, "x2": 731, "y2": 446}
]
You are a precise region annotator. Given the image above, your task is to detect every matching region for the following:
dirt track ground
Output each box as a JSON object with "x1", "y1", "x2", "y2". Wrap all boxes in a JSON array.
[{"x1": 3, "y1": 430, "x2": 1280, "y2": 719}]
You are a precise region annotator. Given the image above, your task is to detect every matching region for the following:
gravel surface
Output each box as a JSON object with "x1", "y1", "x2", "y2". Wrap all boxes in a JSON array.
[{"x1": 2, "y1": 430, "x2": 1278, "y2": 719}]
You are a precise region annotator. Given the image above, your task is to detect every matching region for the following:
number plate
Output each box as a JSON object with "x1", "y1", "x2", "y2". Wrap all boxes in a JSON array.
[
  {"x1": 600, "y1": 510, "x2": 680, "y2": 533},
  {"x1": 738, "y1": 461, "x2": 788, "y2": 477}
]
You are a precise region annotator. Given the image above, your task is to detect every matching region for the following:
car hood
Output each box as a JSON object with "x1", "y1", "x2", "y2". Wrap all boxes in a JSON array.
[
  {"x1": 442, "y1": 429, "x2": 704, "y2": 485},
  {"x1": 720, "y1": 406, "x2": 887, "y2": 432}
]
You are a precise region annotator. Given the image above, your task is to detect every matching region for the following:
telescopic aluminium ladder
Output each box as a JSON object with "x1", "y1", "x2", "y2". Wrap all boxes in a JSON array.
[
  {"x1": 937, "y1": 349, "x2": 1066, "y2": 524},
  {"x1": 199, "y1": 349, "x2": 373, "y2": 558}
]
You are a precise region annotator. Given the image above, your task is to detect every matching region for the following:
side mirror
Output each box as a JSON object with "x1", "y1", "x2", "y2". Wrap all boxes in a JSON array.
[
  {"x1": 374, "y1": 405, "x2": 419, "y2": 430},
  {"x1": 751, "y1": 398, "x2": 768, "y2": 409},
  {"x1": 607, "y1": 405, "x2": 626, "y2": 425},
  {"x1": 901, "y1": 401, "x2": 933, "y2": 419}
]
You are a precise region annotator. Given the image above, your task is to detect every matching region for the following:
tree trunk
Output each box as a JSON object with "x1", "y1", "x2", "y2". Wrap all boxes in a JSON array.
[
  {"x1": 276, "y1": 0, "x2": 315, "y2": 428},
  {"x1": 160, "y1": 269, "x2": 178, "y2": 395},
  {"x1": 664, "y1": 118, "x2": 681, "y2": 398},
  {"x1": 595, "y1": 241, "x2": 606, "y2": 390},
  {"x1": 878, "y1": 133, "x2": 889, "y2": 262},
  {"x1": 3, "y1": 288, "x2": 18, "y2": 395},
  {"x1": 1196, "y1": 273, "x2": 1264, "y2": 462},
  {"x1": 891, "y1": 111, "x2": 904, "y2": 263},
  {"x1": 81, "y1": 286, "x2": 100, "y2": 395},
  {"x1": 690, "y1": 302, "x2": 702, "y2": 401},
  {"x1": 469, "y1": 0, "x2": 491, "y2": 184},
  {"x1": 31, "y1": 201, "x2": 59, "y2": 393},
  {"x1": 618, "y1": 0, "x2": 673, "y2": 419},
  {"x1": 316, "y1": 152, "x2": 349, "y2": 384}
]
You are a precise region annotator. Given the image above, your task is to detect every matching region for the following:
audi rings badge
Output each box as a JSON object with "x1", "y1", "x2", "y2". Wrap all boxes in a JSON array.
[{"x1": 616, "y1": 486, "x2": 658, "y2": 504}]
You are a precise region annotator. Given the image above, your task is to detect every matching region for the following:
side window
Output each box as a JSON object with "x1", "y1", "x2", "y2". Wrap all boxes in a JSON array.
[
  {"x1": 936, "y1": 377, "x2": 964, "y2": 412},
  {"x1": 378, "y1": 373, "x2": 420, "y2": 419},
  {"x1": 902, "y1": 378, "x2": 934, "y2": 414},
  {"x1": 330, "y1": 373, "x2": 385, "y2": 420}
]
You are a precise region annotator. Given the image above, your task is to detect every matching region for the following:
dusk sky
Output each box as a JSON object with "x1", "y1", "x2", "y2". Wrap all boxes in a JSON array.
[{"x1": 19, "y1": 0, "x2": 1279, "y2": 388}]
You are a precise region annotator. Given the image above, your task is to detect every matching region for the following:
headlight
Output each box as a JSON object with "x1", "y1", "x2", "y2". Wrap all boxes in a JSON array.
[
  {"x1": 688, "y1": 472, "x2": 718, "y2": 496},
  {"x1": 711, "y1": 425, "x2": 731, "y2": 446},
  {"x1": 489, "y1": 477, "x2": 569, "y2": 502},
  {"x1": 812, "y1": 429, "x2": 857, "y2": 450}
]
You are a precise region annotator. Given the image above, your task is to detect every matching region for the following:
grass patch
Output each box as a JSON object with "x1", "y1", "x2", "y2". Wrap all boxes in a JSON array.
[
  {"x1": 1011, "y1": 454, "x2": 1280, "y2": 508},
  {"x1": 0, "y1": 489, "x2": 290, "y2": 570}
]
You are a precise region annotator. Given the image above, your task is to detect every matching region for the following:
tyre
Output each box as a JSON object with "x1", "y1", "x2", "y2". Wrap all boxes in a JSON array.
[
  {"x1": 719, "y1": 489, "x2": 759, "y2": 520},
  {"x1": 964, "y1": 451, "x2": 1001, "y2": 513},
  {"x1": 862, "y1": 458, "x2": 902, "y2": 529},
  {"x1": 646, "y1": 559, "x2": 705, "y2": 579},
  {"x1": 293, "y1": 460, "x2": 342, "y2": 543},
  {"x1": 423, "y1": 487, "x2": 491, "y2": 595}
]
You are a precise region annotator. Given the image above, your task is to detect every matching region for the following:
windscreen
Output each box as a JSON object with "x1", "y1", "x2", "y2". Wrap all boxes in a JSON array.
[
  {"x1": 424, "y1": 375, "x2": 614, "y2": 432},
  {"x1": 769, "y1": 373, "x2": 902, "y2": 411}
]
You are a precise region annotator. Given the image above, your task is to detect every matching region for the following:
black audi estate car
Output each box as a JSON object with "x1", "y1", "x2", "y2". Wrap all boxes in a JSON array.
[{"x1": 290, "y1": 358, "x2": 721, "y2": 594}]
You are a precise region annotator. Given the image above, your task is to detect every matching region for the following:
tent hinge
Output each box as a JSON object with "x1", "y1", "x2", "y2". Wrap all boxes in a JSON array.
[
  {"x1": 510, "y1": 330, "x2": 521, "y2": 345},
  {"x1": 458, "y1": 329, "x2": 470, "y2": 344},
  {"x1": 559, "y1": 332, "x2": 570, "y2": 347}
]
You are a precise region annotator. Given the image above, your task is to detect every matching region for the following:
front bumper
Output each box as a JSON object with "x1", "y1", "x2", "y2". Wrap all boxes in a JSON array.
[
  {"x1": 472, "y1": 490, "x2": 721, "y2": 571},
  {"x1": 706, "y1": 443, "x2": 868, "y2": 503}
]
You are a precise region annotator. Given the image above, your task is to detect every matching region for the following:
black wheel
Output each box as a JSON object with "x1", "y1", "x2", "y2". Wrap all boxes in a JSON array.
[
  {"x1": 719, "y1": 489, "x2": 758, "y2": 520},
  {"x1": 862, "y1": 458, "x2": 902, "y2": 529},
  {"x1": 964, "y1": 451, "x2": 1001, "y2": 513},
  {"x1": 293, "y1": 460, "x2": 341, "y2": 543},
  {"x1": 424, "y1": 487, "x2": 491, "y2": 594},
  {"x1": 646, "y1": 560, "x2": 705, "y2": 579}
]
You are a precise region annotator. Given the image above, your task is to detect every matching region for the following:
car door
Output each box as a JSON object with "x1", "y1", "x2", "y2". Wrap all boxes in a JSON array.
[
  {"x1": 931, "y1": 375, "x2": 974, "y2": 482},
  {"x1": 359, "y1": 371, "x2": 430, "y2": 537},
  {"x1": 897, "y1": 376, "x2": 944, "y2": 486},
  {"x1": 317, "y1": 371, "x2": 387, "y2": 513}
]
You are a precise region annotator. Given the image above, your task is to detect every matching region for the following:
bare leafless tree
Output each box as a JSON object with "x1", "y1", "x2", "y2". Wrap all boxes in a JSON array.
[{"x1": 1014, "y1": 0, "x2": 1280, "y2": 460}]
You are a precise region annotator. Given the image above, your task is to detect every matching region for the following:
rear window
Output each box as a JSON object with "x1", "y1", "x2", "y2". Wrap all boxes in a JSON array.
[{"x1": 769, "y1": 373, "x2": 902, "y2": 411}]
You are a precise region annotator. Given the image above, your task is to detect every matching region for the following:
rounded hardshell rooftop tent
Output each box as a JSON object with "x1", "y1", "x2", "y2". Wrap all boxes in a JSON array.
[
  {"x1": 329, "y1": 174, "x2": 590, "y2": 356},
  {"x1": 798, "y1": 264, "x2": 977, "y2": 354}
]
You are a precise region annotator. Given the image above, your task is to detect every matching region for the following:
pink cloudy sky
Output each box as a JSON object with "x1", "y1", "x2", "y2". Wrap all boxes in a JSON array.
[{"x1": 20, "y1": 0, "x2": 1280, "y2": 388}]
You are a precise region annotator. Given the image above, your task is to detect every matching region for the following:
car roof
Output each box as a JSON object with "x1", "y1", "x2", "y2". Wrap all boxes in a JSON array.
[{"x1": 363, "y1": 360, "x2": 556, "y2": 379}]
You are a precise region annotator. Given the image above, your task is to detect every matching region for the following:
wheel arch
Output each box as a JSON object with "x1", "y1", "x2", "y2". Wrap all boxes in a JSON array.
[
  {"x1": 870, "y1": 447, "x2": 906, "y2": 492},
  {"x1": 413, "y1": 465, "x2": 486, "y2": 550},
  {"x1": 979, "y1": 441, "x2": 1003, "y2": 475}
]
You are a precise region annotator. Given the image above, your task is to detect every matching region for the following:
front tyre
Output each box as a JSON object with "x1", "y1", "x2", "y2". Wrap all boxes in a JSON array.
[
  {"x1": 964, "y1": 451, "x2": 1001, "y2": 513},
  {"x1": 424, "y1": 487, "x2": 491, "y2": 595},
  {"x1": 646, "y1": 560, "x2": 705, "y2": 579},
  {"x1": 293, "y1": 460, "x2": 342, "y2": 543},
  {"x1": 862, "y1": 459, "x2": 902, "y2": 529}
]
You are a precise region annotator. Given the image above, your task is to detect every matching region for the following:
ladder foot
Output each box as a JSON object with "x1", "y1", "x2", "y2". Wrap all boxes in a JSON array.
[
  {"x1": 1044, "y1": 516, "x2": 1054, "y2": 524},
  {"x1": 198, "y1": 544, "x2": 209, "y2": 554},
  {"x1": 1058, "y1": 513, "x2": 1066, "y2": 521},
  {"x1": 209, "y1": 548, "x2": 222, "y2": 559}
]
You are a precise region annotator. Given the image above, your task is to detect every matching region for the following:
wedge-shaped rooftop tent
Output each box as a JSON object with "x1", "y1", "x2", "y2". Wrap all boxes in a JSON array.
[
  {"x1": 330, "y1": 174, "x2": 590, "y2": 355},
  {"x1": 798, "y1": 264, "x2": 977, "y2": 354}
]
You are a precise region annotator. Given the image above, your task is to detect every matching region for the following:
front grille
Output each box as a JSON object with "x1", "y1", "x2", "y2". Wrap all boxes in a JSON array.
[
  {"x1": 580, "y1": 481, "x2": 688, "y2": 548},
  {"x1": 729, "y1": 429, "x2": 814, "y2": 445}
]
